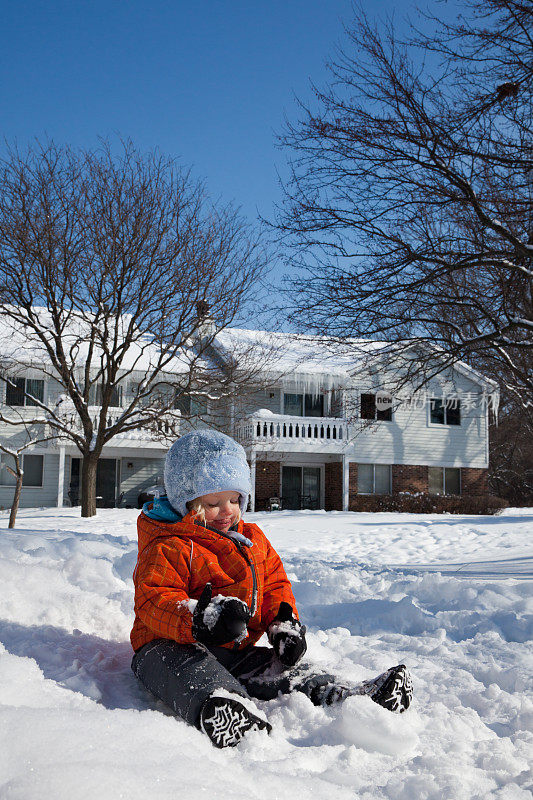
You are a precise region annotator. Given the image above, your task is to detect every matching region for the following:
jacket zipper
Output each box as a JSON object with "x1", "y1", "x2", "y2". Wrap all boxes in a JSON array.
[
  {"x1": 204, "y1": 524, "x2": 258, "y2": 617},
  {"x1": 199, "y1": 524, "x2": 259, "y2": 651},
  {"x1": 138, "y1": 519, "x2": 259, "y2": 635}
]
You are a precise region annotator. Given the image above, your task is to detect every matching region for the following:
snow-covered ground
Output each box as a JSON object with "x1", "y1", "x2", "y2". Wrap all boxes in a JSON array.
[{"x1": 0, "y1": 507, "x2": 531, "y2": 799}]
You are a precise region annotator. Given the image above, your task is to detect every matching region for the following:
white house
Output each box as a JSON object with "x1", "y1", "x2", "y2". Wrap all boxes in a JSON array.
[{"x1": 0, "y1": 324, "x2": 498, "y2": 512}]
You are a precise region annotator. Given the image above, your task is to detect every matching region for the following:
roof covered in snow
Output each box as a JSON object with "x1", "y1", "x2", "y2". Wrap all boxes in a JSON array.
[
  {"x1": 0, "y1": 308, "x2": 497, "y2": 393},
  {"x1": 212, "y1": 328, "x2": 497, "y2": 392},
  {"x1": 0, "y1": 308, "x2": 195, "y2": 375},
  {"x1": 212, "y1": 328, "x2": 387, "y2": 386}
]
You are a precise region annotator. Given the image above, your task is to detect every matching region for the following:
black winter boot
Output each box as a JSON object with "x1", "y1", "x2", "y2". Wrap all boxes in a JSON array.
[
  {"x1": 300, "y1": 665, "x2": 413, "y2": 713},
  {"x1": 362, "y1": 664, "x2": 413, "y2": 713},
  {"x1": 199, "y1": 694, "x2": 272, "y2": 748}
]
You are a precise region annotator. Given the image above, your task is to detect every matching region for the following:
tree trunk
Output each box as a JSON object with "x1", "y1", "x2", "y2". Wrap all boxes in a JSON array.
[
  {"x1": 8, "y1": 474, "x2": 23, "y2": 529},
  {"x1": 81, "y1": 453, "x2": 99, "y2": 517}
]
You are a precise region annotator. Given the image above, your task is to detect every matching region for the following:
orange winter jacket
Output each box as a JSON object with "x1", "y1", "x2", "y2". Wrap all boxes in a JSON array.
[{"x1": 130, "y1": 509, "x2": 298, "y2": 653}]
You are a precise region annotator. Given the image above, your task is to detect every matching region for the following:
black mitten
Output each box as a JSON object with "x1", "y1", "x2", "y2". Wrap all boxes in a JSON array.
[
  {"x1": 192, "y1": 583, "x2": 251, "y2": 646},
  {"x1": 267, "y1": 601, "x2": 307, "y2": 666}
]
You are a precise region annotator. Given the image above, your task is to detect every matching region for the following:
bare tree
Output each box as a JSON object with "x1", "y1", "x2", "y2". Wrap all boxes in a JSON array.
[
  {"x1": 489, "y1": 399, "x2": 533, "y2": 504},
  {"x1": 0, "y1": 140, "x2": 268, "y2": 516},
  {"x1": 476, "y1": 351, "x2": 533, "y2": 504},
  {"x1": 276, "y1": 0, "x2": 532, "y2": 403}
]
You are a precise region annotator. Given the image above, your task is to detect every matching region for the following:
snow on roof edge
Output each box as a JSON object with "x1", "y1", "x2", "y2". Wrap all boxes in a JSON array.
[{"x1": 213, "y1": 328, "x2": 498, "y2": 391}]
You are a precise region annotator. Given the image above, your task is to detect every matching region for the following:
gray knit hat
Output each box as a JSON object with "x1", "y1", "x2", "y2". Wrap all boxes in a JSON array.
[{"x1": 164, "y1": 430, "x2": 251, "y2": 517}]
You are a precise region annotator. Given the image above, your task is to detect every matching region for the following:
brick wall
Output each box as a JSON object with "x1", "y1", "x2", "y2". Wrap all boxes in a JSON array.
[
  {"x1": 325, "y1": 462, "x2": 342, "y2": 510},
  {"x1": 254, "y1": 460, "x2": 281, "y2": 511},
  {"x1": 461, "y1": 467, "x2": 488, "y2": 495},
  {"x1": 254, "y1": 460, "x2": 488, "y2": 512},
  {"x1": 348, "y1": 463, "x2": 358, "y2": 511},
  {"x1": 392, "y1": 464, "x2": 429, "y2": 494}
]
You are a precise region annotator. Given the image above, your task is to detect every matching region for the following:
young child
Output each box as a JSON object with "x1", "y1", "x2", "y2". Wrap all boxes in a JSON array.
[{"x1": 131, "y1": 430, "x2": 412, "y2": 748}]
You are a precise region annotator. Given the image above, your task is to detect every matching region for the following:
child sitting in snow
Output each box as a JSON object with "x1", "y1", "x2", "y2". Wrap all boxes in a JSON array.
[{"x1": 131, "y1": 430, "x2": 412, "y2": 748}]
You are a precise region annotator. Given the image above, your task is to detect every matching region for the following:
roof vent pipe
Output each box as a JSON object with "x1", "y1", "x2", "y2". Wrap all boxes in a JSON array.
[
  {"x1": 195, "y1": 300, "x2": 216, "y2": 343},
  {"x1": 196, "y1": 300, "x2": 210, "y2": 320}
]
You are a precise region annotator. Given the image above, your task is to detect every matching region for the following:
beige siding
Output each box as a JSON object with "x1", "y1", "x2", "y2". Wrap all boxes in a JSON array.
[
  {"x1": 235, "y1": 388, "x2": 282, "y2": 416},
  {"x1": 0, "y1": 452, "x2": 60, "y2": 510},
  {"x1": 119, "y1": 457, "x2": 165, "y2": 507}
]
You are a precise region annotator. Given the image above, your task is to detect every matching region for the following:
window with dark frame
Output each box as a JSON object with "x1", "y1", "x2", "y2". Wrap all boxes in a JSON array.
[
  {"x1": 430, "y1": 398, "x2": 461, "y2": 426},
  {"x1": 190, "y1": 396, "x2": 208, "y2": 417},
  {"x1": 428, "y1": 466, "x2": 461, "y2": 495},
  {"x1": 304, "y1": 393, "x2": 324, "y2": 417},
  {"x1": 0, "y1": 453, "x2": 44, "y2": 487},
  {"x1": 283, "y1": 393, "x2": 325, "y2": 418},
  {"x1": 173, "y1": 392, "x2": 207, "y2": 418},
  {"x1": 446, "y1": 401, "x2": 461, "y2": 426},
  {"x1": 0, "y1": 454, "x2": 16, "y2": 486},
  {"x1": 330, "y1": 390, "x2": 343, "y2": 418},
  {"x1": 360, "y1": 393, "x2": 375, "y2": 419},
  {"x1": 173, "y1": 394, "x2": 192, "y2": 415},
  {"x1": 83, "y1": 382, "x2": 122, "y2": 407},
  {"x1": 5, "y1": 377, "x2": 25, "y2": 406},
  {"x1": 357, "y1": 463, "x2": 392, "y2": 494},
  {"x1": 5, "y1": 377, "x2": 44, "y2": 407},
  {"x1": 22, "y1": 454, "x2": 44, "y2": 486},
  {"x1": 360, "y1": 392, "x2": 392, "y2": 421},
  {"x1": 25, "y1": 379, "x2": 44, "y2": 406}
]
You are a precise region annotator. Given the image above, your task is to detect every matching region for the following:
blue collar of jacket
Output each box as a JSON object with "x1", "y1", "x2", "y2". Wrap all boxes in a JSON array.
[
  {"x1": 143, "y1": 496, "x2": 181, "y2": 522},
  {"x1": 142, "y1": 495, "x2": 253, "y2": 547}
]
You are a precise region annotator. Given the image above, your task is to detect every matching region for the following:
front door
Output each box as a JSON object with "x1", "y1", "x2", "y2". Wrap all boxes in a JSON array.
[{"x1": 282, "y1": 466, "x2": 321, "y2": 510}]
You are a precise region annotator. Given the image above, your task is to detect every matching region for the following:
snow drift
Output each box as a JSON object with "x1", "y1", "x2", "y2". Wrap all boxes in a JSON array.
[{"x1": 0, "y1": 507, "x2": 531, "y2": 799}]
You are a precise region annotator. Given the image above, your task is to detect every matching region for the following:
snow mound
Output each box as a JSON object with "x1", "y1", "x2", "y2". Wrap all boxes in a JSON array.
[{"x1": 0, "y1": 507, "x2": 531, "y2": 799}]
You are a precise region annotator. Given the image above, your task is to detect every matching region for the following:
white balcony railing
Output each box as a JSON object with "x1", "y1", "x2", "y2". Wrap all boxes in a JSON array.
[
  {"x1": 236, "y1": 413, "x2": 348, "y2": 452},
  {"x1": 87, "y1": 407, "x2": 181, "y2": 442},
  {"x1": 0, "y1": 404, "x2": 181, "y2": 450}
]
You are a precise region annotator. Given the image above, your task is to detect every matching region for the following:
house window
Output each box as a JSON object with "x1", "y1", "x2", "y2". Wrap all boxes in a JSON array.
[
  {"x1": 358, "y1": 464, "x2": 392, "y2": 494},
  {"x1": 283, "y1": 393, "x2": 324, "y2": 417},
  {"x1": 0, "y1": 454, "x2": 16, "y2": 486},
  {"x1": 430, "y1": 398, "x2": 461, "y2": 426},
  {"x1": 428, "y1": 466, "x2": 461, "y2": 495},
  {"x1": 330, "y1": 390, "x2": 343, "y2": 418},
  {"x1": 174, "y1": 394, "x2": 208, "y2": 417},
  {"x1": 23, "y1": 454, "x2": 44, "y2": 486},
  {"x1": 130, "y1": 382, "x2": 150, "y2": 407},
  {"x1": 284, "y1": 393, "x2": 303, "y2": 416},
  {"x1": 85, "y1": 383, "x2": 123, "y2": 407},
  {"x1": 0, "y1": 454, "x2": 44, "y2": 487},
  {"x1": 174, "y1": 394, "x2": 191, "y2": 414},
  {"x1": 5, "y1": 377, "x2": 44, "y2": 407},
  {"x1": 360, "y1": 392, "x2": 392, "y2": 421}
]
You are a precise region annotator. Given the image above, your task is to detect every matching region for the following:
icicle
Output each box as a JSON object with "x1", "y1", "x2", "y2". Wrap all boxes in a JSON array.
[
  {"x1": 489, "y1": 391, "x2": 500, "y2": 425},
  {"x1": 281, "y1": 371, "x2": 344, "y2": 416},
  {"x1": 282, "y1": 372, "x2": 343, "y2": 396}
]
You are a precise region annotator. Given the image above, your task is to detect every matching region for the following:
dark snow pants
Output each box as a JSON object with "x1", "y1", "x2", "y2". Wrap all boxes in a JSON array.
[{"x1": 131, "y1": 638, "x2": 336, "y2": 728}]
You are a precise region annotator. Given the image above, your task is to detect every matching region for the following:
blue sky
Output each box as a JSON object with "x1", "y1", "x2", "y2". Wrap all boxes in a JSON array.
[{"x1": 1, "y1": 0, "x2": 415, "y2": 318}]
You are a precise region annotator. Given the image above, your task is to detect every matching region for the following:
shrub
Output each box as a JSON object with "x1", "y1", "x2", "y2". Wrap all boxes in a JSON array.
[{"x1": 348, "y1": 493, "x2": 508, "y2": 515}]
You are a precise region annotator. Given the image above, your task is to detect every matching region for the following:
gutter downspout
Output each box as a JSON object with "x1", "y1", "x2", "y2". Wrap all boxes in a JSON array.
[
  {"x1": 57, "y1": 446, "x2": 65, "y2": 508},
  {"x1": 249, "y1": 450, "x2": 256, "y2": 513}
]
